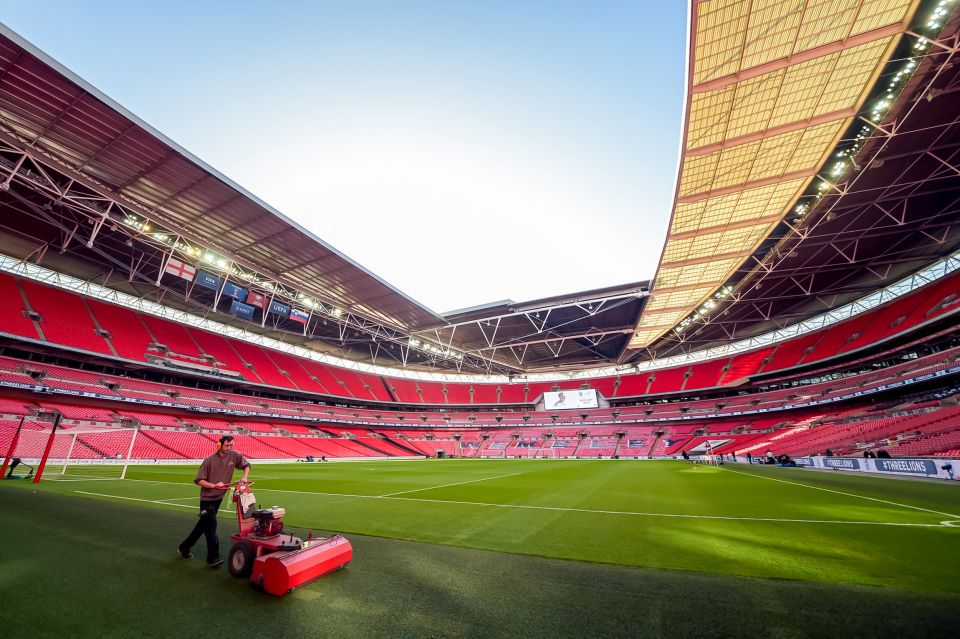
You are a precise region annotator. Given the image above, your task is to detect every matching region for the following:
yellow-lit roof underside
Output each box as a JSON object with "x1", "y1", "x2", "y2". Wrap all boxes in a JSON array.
[{"x1": 629, "y1": 0, "x2": 916, "y2": 350}]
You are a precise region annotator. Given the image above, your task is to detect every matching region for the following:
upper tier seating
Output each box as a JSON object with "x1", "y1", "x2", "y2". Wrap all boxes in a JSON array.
[
  {"x1": 186, "y1": 328, "x2": 260, "y2": 382},
  {"x1": 0, "y1": 273, "x2": 40, "y2": 340},
  {"x1": 139, "y1": 315, "x2": 203, "y2": 359},
  {"x1": 472, "y1": 384, "x2": 499, "y2": 404},
  {"x1": 1, "y1": 270, "x2": 958, "y2": 410},
  {"x1": 416, "y1": 381, "x2": 445, "y2": 404},
  {"x1": 685, "y1": 358, "x2": 730, "y2": 391},
  {"x1": 19, "y1": 280, "x2": 113, "y2": 355},
  {"x1": 444, "y1": 382, "x2": 472, "y2": 405},
  {"x1": 85, "y1": 299, "x2": 153, "y2": 362},
  {"x1": 647, "y1": 367, "x2": 688, "y2": 395},
  {"x1": 721, "y1": 347, "x2": 774, "y2": 385}
]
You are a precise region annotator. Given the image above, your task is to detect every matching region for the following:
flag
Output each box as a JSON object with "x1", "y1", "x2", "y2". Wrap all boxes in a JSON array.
[
  {"x1": 289, "y1": 308, "x2": 309, "y2": 325},
  {"x1": 164, "y1": 258, "x2": 195, "y2": 281},
  {"x1": 195, "y1": 270, "x2": 222, "y2": 291},
  {"x1": 222, "y1": 282, "x2": 248, "y2": 300},
  {"x1": 246, "y1": 291, "x2": 267, "y2": 309},
  {"x1": 268, "y1": 300, "x2": 290, "y2": 318},
  {"x1": 229, "y1": 300, "x2": 255, "y2": 320}
]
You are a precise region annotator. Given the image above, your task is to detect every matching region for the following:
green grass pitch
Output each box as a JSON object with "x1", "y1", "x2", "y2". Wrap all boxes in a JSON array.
[{"x1": 1, "y1": 459, "x2": 958, "y2": 637}]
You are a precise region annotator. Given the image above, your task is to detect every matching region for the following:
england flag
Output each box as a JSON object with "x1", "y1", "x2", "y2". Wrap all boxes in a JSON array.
[{"x1": 164, "y1": 258, "x2": 195, "y2": 281}]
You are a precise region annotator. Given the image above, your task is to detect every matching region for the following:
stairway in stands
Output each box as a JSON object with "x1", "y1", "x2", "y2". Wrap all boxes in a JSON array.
[{"x1": 379, "y1": 434, "x2": 424, "y2": 456}]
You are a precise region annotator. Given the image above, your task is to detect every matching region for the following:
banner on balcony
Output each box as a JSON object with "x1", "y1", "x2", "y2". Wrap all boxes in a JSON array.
[{"x1": 229, "y1": 300, "x2": 255, "y2": 320}]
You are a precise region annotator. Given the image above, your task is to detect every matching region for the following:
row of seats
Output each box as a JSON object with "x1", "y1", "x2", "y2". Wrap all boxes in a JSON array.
[
  {"x1": 1, "y1": 342, "x2": 957, "y2": 434},
  {"x1": 1, "y1": 270, "x2": 958, "y2": 404},
  {"x1": 1, "y1": 421, "x2": 421, "y2": 461},
  {"x1": 8, "y1": 409, "x2": 959, "y2": 462},
  {"x1": 711, "y1": 404, "x2": 960, "y2": 458}
]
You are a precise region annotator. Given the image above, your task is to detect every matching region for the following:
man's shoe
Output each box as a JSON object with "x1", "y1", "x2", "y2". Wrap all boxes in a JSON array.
[
  {"x1": 208, "y1": 558, "x2": 223, "y2": 568},
  {"x1": 177, "y1": 547, "x2": 192, "y2": 559}
]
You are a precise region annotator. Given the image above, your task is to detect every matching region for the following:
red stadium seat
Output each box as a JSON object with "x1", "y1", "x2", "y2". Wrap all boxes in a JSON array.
[
  {"x1": 0, "y1": 274, "x2": 41, "y2": 340},
  {"x1": 19, "y1": 280, "x2": 113, "y2": 355}
]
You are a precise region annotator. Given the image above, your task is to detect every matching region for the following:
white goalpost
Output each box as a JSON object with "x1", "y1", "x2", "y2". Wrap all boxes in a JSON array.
[
  {"x1": 699, "y1": 454, "x2": 721, "y2": 467},
  {"x1": 2, "y1": 418, "x2": 139, "y2": 482},
  {"x1": 516, "y1": 447, "x2": 558, "y2": 459}
]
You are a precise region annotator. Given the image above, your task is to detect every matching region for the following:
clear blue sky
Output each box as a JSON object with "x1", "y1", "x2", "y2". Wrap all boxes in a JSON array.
[{"x1": 3, "y1": 1, "x2": 687, "y2": 314}]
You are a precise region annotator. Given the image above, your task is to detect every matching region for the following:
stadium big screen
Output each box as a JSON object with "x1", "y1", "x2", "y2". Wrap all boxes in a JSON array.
[{"x1": 543, "y1": 389, "x2": 599, "y2": 410}]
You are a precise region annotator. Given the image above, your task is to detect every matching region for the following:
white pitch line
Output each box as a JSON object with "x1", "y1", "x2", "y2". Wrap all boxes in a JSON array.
[
  {"x1": 378, "y1": 472, "x2": 526, "y2": 497},
  {"x1": 76, "y1": 491, "x2": 195, "y2": 509},
  {"x1": 52, "y1": 477, "x2": 126, "y2": 482},
  {"x1": 720, "y1": 466, "x2": 960, "y2": 519},
  {"x1": 71, "y1": 488, "x2": 956, "y2": 528},
  {"x1": 382, "y1": 495, "x2": 954, "y2": 528},
  {"x1": 74, "y1": 491, "x2": 233, "y2": 518}
]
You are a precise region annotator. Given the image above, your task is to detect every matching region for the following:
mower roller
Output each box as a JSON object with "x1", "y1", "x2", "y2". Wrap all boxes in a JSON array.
[{"x1": 227, "y1": 481, "x2": 352, "y2": 596}]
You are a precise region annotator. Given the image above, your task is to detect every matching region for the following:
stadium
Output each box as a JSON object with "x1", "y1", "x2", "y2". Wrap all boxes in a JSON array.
[{"x1": 1, "y1": 1, "x2": 959, "y2": 636}]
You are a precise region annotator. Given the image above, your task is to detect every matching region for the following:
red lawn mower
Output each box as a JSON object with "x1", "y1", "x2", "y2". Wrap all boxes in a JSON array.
[{"x1": 227, "y1": 481, "x2": 352, "y2": 596}]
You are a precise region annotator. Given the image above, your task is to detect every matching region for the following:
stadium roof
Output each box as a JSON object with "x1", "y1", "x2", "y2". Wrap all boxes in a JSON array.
[
  {"x1": 0, "y1": 1, "x2": 956, "y2": 376},
  {"x1": 0, "y1": 23, "x2": 442, "y2": 333},
  {"x1": 636, "y1": 0, "x2": 960, "y2": 358},
  {"x1": 0, "y1": 22, "x2": 654, "y2": 374},
  {"x1": 629, "y1": 0, "x2": 922, "y2": 350}
]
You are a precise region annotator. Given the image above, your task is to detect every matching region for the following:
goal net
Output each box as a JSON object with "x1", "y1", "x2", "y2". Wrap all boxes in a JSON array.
[
  {"x1": 699, "y1": 454, "x2": 721, "y2": 467},
  {"x1": 2, "y1": 418, "x2": 138, "y2": 481}
]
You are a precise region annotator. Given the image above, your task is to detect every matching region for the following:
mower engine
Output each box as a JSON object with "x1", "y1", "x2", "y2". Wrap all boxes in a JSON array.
[
  {"x1": 228, "y1": 482, "x2": 352, "y2": 596},
  {"x1": 253, "y1": 506, "x2": 286, "y2": 537}
]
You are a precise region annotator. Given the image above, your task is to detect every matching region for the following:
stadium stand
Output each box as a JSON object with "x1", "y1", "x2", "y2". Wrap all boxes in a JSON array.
[
  {"x1": 444, "y1": 382, "x2": 472, "y2": 405},
  {"x1": 139, "y1": 314, "x2": 203, "y2": 360},
  {"x1": 5, "y1": 270, "x2": 957, "y2": 407},
  {"x1": 186, "y1": 328, "x2": 261, "y2": 382},
  {"x1": 416, "y1": 381, "x2": 445, "y2": 404},
  {"x1": 472, "y1": 383, "x2": 499, "y2": 404},
  {"x1": 85, "y1": 299, "x2": 154, "y2": 362},
  {"x1": 647, "y1": 366, "x2": 688, "y2": 396},
  {"x1": 684, "y1": 358, "x2": 730, "y2": 391},
  {"x1": 0, "y1": 273, "x2": 40, "y2": 341},
  {"x1": 19, "y1": 280, "x2": 113, "y2": 356},
  {"x1": 2, "y1": 255, "x2": 960, "y2": 463},
  {"x1": 228, "y1": 340, "x2": 294, "y2": 389}
]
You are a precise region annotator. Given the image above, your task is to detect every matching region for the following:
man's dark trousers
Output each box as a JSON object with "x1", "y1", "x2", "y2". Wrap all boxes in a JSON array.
[{"x1": 179, "y1": 498, "x2": 223, "y2": 563}]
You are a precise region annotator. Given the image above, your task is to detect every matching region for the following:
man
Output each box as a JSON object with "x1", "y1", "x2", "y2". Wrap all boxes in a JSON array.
[{"x1": 177, "y1": 435, "x2": 250, "y2": 568}]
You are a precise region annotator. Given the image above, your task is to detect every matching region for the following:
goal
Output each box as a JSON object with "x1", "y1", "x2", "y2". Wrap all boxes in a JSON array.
[
  {"x1": 516, "y1": 447, "x2": 558, "y2": 459},
  {"x1": 699, "y1": 454, "x2": 721, "y2": 467},
  {"x1": 1, "y1": 416, "x2": 139, "y2": 482}
]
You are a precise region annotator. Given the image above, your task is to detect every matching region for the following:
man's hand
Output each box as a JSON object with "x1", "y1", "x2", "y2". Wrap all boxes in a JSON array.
[{"x1": 215, "y1": 482, "x2": 225, "y2": 489}]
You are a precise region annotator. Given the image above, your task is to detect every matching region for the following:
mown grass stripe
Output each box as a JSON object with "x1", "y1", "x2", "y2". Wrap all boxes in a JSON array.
[
  {"x1": 721, "y1": 466, "x2": 960, "y2": 519},
  {"x1": 74, "y1": 488, "x2": 953, "y2": 528}
]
